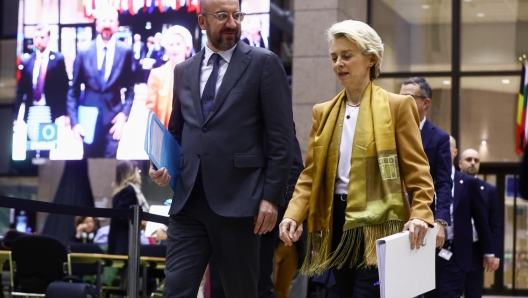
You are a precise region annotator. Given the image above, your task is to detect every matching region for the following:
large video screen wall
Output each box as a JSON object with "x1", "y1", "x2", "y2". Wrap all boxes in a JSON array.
[{"x1": 12, "y1": 0, "x2": 270, "y2": 161}]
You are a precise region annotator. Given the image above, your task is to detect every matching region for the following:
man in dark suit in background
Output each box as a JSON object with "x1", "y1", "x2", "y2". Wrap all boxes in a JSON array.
[
  {"x1": 459, "y1": 148, "x2": 502, "y2": 297},
  {"x1": 434, "y1": 137, "x2": 495, "y2": 297},
  {"x1": 66, "y1": 6, "x2": 135, "y2": 158},
  {"x1": 400, "y1": 77, "x2": 453, "y2": 249},
  {"x1": 149, "y1": 0, "x2": 294, "y2": 296},
  {"x1": 132, "y1": 34, "x2": 146, "y2": 84},
  {"x1": 13, "y1": 25, "x2": 69, "y2": 128}
]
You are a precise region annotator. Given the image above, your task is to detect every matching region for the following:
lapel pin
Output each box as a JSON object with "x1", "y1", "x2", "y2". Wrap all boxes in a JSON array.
[
  {"x1": 460, "y1": 180, "x2": 464, "y2": 184},
  {"x1": 481, "y1": 186, "x2": 484, "y2": 190},
  {"x1": 50, "y1": 54, "x2": 55, "y2": 60}
]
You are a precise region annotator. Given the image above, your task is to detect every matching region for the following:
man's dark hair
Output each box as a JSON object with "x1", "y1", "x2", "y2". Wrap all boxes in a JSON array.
[
  {"x1": 402, "y1": 77, "x2": 433, "y2": 99},
  {"x1": 34, "y1": 24, "x2": 51, "y2": 36}
]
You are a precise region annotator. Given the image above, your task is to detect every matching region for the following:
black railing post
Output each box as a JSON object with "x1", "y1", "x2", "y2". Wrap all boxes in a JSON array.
[{"x1": 127, "y1": 205, "x2": 142, "y2": 298}]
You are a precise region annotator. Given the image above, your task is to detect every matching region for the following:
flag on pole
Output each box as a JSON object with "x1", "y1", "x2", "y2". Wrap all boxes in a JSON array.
[{"x1": 516, "y1": 60, "x2": 528, "y2": 155}]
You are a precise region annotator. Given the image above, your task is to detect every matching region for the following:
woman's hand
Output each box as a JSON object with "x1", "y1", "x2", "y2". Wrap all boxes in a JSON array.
[
  {"x1": 403, "y1": 218, "x2": 429, "y2": 250},
  {"x1": 279, "y1": 218, "x2": 303, "y2": 246},
  {"x1": 75, "y1": 223, "x2": 86, "y2": 238}
]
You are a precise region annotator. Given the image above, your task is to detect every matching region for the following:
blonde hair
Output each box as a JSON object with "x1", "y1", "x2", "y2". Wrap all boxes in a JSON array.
[
  {"x1": 326, "y1": 20, "x2": 384, "y2": 79},
  {"x1": 163, "y1": 25, "x2": 193, "y2": 56},
  {"x1": 112, "y1": 160, "x2": 141, "y2": 195}
]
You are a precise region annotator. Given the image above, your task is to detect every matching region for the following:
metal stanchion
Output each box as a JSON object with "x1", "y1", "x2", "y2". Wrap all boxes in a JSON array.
[{"x1": 128, "y1": 205, "x2": 142, "y2": 298}]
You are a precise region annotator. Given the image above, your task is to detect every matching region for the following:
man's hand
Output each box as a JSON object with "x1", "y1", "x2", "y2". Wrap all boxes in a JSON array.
[
  {"x1": 253, "y1": 200, "x2": 278, "y2": 235},
  {"x1": 148, "y1": 161, "x2": 170, "y2": 186},
  {"x1": 491, "y1": 258, "x2": 500, "y2": 271},
  {"x1": 436, "y1": 223, "x2": 446, "y2": 248},
  {"x1": 63, "y1": 116, "x2": 71, "y2": 127},
  {"x1": 483, "y1": 256, "x2": 495, "y2": 272},
  {"x1": 72, "y1": 124, "x2": 86, "y2": 141},
  {"x1": 403, "y1": 218, "x2": 428, "y2": 250},
  {"x1": 279, "y1": 218, "x2": 303, "y2": 246},
  {"x1": 109, "y1": 112, "x2": 128, "y2": 140}
]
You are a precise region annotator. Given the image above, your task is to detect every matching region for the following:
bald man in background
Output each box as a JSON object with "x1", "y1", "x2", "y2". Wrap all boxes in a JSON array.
[{"x1": 459, "y1": 149, "x2": 502, "y2": 297}]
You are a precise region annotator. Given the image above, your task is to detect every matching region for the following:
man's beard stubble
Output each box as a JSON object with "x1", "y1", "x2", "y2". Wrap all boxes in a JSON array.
[
  {"x1": 100, "y1": 28, "x2": 114, "y2": 41},
  {"x1": 206, "y1": 20, "x2": 240, "y2": 51}
]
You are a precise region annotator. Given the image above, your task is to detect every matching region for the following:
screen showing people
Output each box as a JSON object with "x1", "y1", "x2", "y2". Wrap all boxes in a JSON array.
[{"x1": 12, "y1": 0, "x2": 270, "y2": 160}]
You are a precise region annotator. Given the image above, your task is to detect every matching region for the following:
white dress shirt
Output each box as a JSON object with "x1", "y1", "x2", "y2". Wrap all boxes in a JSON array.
[
  {"x1": 32, "y1": 48, "x2": 50, "y2": 105},
  {"x1": 200, "y1": 44, "x2": 236, "y2": 98},
  {"x1": 96, "y1": 35, "x2": 116, "y2": 82},
  {"x1": 419, "y1": 116, "x2": 426, "y2": 130},
  {"x1": 334, "y1": 105, "x2": 360, "y2": 194}
]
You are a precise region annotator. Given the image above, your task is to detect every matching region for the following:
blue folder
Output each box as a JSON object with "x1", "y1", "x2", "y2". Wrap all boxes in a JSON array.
[{"x1": 144, "y1": 111, "x2": 180, "y2": 190}]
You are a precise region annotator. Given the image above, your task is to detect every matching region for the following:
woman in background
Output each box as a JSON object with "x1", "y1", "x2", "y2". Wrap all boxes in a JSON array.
[
  {"x1": 146, "y1": 25, "x2": 193, "y2": 128},
  {"x1": 108, "y1": 160, "x2": 149, "y2": 255},
  {"x1": 74, "y1": 216, "x2": 99, "y2": 243}
]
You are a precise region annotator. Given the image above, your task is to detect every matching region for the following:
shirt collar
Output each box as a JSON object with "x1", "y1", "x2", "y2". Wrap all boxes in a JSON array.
[
  {"x1": 451, "y1": 165, "x2": 455, "y2": 180},
  {"x1": 96, "y1": 34, "x2": 117, "y2": 51},
  {"x1": 204, "y1": 43, "x2": 236, "y2": 65},
  {"x1": 36, "y1": 48, "x2": 51, "y2": 60},
  {"x1": 419, "y1": 116, "x2": 426, "y2": 131}
]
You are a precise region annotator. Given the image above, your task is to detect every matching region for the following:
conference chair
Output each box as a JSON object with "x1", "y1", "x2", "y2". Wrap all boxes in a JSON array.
[
  {"x1": 140, "y1": 245, "x2": 166, "y2": 298},
  {"x1": 68, "y1": 242, "x2": 104, "y2": 297},
  {"x1": 10, "y1": 235, "x2": 70, "y2": 297}
]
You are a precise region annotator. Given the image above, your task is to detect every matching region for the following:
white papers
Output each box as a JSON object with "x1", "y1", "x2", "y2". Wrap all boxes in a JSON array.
[
  {"x1": 376, "y1": 224, "x2": 438, "y2": 298},
  {"x1": 144, "y1": 205, "x2": 170, "y2": 237}
]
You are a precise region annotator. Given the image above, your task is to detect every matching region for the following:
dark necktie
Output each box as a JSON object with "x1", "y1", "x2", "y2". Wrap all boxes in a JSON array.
[
  {"x1": 201, "y1": 53, "x2": 222, "y2": 121},
  {"x1": 99, "y1": 47, "x2": 107, "y2": 89},
  {"x1": 33, "y1": 56, "x2": 46, "y2": 101}
]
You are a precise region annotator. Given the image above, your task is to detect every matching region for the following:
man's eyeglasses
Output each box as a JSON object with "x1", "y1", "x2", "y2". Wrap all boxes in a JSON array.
[
  {"x1": 402, "y1": 94, "x2": 427, "y2": 100},
  {"x1": 202, "y1": 11, "x2": 246, "y2": 22}
]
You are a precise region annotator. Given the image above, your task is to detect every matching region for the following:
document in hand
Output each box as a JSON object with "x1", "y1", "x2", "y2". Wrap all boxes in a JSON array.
[
  {"x1": 144, "y1": 111, "x2": 180, "y2": 190},
  {"x1": 376, "y1": 224, "x2": 438, "y2": 298}
]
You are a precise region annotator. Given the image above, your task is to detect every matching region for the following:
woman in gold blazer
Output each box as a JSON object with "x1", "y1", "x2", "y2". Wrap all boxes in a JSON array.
[
  {"x1": 146, "y1": 25, "x2": 193, "y2": 128},
  {"x1": 279, "y1": 20, "x2": 435, "y2": 297}
]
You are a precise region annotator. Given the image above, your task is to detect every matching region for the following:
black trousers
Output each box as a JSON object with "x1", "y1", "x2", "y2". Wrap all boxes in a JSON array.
[
  {"x1": 209, "y1": 228, "x2": 278, "y2": 298},
  {"x1": 331, "y1": 194, "x2": 381, "y2": 298},
  {"x1": 163, "y1": 175, "x2": 261, "y2": 298}
]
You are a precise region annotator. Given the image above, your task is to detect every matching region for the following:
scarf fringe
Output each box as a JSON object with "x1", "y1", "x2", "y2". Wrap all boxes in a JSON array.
[{"x1": 300, "y1": 220, "x2": 404, "y2": 276}]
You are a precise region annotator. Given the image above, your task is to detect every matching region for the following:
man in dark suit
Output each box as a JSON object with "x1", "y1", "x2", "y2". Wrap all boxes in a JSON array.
[
  {"x1": 149, "y1": 0, "x2": 294, "y2": 296},
  {"x1": 66, "y1": 6, "x2": 135, "y2": 158},
  {"x1": 400, "y1": 77, "x2": 453, "y2": 249},
  {"x1": 459, "y1": 148, "x2": 502, "y2": 297},
  {"x1": 13, "y1": 25, "x2": 69, "y2": 130},
  {"x1": 434, "y1": 137, "x2": 495, "y2": 297},
  {"x1": 132, "y1": 34, "x2": 146, "y2": 84}
]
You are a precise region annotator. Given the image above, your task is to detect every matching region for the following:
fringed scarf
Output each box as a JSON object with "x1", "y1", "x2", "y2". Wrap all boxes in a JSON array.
[{"x1": 301, "y1": 82, "x2": 407, "y2": 276}]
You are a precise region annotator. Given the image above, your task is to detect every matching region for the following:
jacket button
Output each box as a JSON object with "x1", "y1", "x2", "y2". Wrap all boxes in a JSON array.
[{"x1": 202, "y1": 128, "x2": 207, "y2": 133}]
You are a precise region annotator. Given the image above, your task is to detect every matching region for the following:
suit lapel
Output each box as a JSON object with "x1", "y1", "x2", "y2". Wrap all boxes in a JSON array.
[
  {"x1": 190, "y1": 50, "x2": 205, "y2": 124},
  {"x1": 421, "y1": 119, "x2": 434, "y2": 148},
  {"x1": 89, "y1": 43, "x2": 101, "y2": 90},
  {"x1": 204, "y1": 41, "x2": 252, "y2": 124},
  {"x1": 28, "y1": 54, "x2": 36, "y2": 79}
]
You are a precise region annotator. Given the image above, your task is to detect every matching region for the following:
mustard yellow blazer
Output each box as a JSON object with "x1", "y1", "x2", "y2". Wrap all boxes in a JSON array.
[
  {"x1": 284, "y1": 91, "x2": 435, "y2": 227},
  {"x1": 146, "y1": 63, "x2": 175, "y2": 128}
]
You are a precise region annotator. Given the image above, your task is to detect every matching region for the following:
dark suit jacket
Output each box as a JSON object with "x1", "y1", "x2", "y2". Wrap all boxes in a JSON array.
[
  {"x1": 168, "y1": 41, "x2": 294, "y2": 217},
  {"x1": 108, "y1": 185, "x2": 137, "y2": 255},
  {"x1": 475, "y1": 179, "x2": 503, "y2": 259},
  {"x1": 452, "y1": 171, "x2": 493, "y2": 272},
  {"x1": 66, "y1": 38, "x2": 135, "y2": 128},
  {"x1": 14, "y1": 51, "x2": 69, "y2": 122},
  {"x1": 133, "y1": 41, "x2": 146, "y2": 61},
  {"x1": 146, "y1": 47, "x2": 164, "y2": 68},
  {"x1": 421, "y1": 119, "x2": 453, "y2": 224}
]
